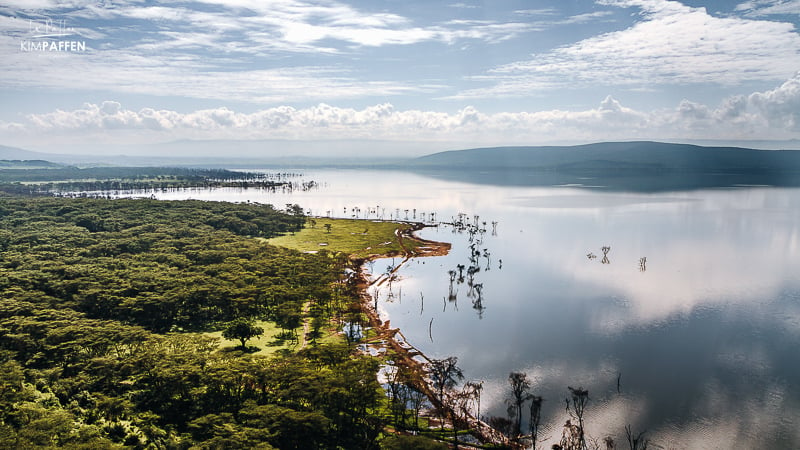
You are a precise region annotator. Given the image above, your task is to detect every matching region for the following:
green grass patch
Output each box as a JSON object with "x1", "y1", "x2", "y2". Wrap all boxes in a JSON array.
[
  {"x1": 268, "y1": 217, "x2": 421, "y2": 258},
  {"x1": 205, "y1": 320, "x2": 295, "y2": 356}
]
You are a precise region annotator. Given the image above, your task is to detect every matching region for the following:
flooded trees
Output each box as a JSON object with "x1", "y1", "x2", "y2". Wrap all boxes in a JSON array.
[
  {"x1": 447, "y1": 270, "x2": 459, "y2": 303},
  {"x1": 625, "y1": 425, "x2": 650, "y2": 450},
  {"x1": 558, "y1": 386, "x2": 589, "y2": 450},
  {"x1": 601, "y1": 246, "x2": 611, "y2": 264}
]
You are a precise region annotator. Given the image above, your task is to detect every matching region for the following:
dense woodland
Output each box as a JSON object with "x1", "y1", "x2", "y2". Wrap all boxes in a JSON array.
[{"x1": 0, "y1": 197, "x2": 398, "y2": 448}]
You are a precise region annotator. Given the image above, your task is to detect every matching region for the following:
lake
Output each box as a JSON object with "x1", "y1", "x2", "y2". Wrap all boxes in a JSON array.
[{"x1": 115, "y1": 168, "x2": 800, "y2": 448}]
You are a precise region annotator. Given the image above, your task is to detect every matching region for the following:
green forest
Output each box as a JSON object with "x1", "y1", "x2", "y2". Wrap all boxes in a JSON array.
[{"x1": 0, "y1": 196, "x2": 425, "y2": 449}]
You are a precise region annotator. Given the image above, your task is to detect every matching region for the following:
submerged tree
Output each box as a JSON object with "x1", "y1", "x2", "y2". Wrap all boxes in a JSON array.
[
  {"x1": 566, "y1": 386, "x2": 589, "y2": 449},
  {"x1": 601, "y1": 246, "x2": 611, "y2": 265},
  {"x1": 625, "y1": 424, "x2": 649, "y2": 450}
]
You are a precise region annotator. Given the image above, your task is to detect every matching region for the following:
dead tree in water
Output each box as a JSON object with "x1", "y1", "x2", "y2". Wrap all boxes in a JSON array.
[
  {"x1": 601, "y1": 246, "x2": 611, "y2": 265},
  {"x1": 456, "y1": 264, "x2": 466, "y2": 282},
  {"x1": 625, "y1": 425, "x2": 650, "y2": 450},
  {"x1": 565, "y1": 386, "x2": 589, "y2": 449}
]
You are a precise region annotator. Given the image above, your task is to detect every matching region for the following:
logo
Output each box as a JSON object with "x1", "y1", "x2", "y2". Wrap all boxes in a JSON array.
[{"x1": 20, "y1": 17, "x2": 87, "y2": 52}]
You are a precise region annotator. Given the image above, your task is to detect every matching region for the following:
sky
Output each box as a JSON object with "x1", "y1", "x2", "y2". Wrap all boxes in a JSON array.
[{"x1": 1, "y1": 0, "x2": 799, "y2": 156}]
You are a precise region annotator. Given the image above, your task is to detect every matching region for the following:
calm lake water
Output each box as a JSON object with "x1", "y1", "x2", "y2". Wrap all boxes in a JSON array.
[{"x1": 114, "y1": 168, "x2": 800, "y2": 448}]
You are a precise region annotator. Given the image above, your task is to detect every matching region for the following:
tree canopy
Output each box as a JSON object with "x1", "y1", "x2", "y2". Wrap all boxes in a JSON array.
[{"x1": 0, "y1": 196, "x2": 388, "y2": 448}]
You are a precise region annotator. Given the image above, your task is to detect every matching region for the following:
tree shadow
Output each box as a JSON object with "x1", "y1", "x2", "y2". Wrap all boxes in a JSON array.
[
  {"x1": 268, "y1": 330, "x2": 297, "y2": 347},
  {"x1": 219, "y1": 345, "x2": 262, "y2": 354}
]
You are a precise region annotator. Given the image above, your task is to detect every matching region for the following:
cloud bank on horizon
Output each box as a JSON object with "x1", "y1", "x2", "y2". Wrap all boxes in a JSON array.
[{"x1": 1, "y1": 0, "x2": 799, "y2": 155}]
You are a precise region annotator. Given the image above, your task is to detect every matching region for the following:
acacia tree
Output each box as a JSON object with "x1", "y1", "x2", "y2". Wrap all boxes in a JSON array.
[
  {"x1": 385, "y1": 363, "x2": 412, "y2": 428},
  {"x1": 406, "y1": 385, "x2": 429, "y2": 431},
  {"x1": 222, "y1": 319, "x2": 264, "y2": 349},
  {"x1": 428, "y1": 357, "x2": 464, "y2": 432}
]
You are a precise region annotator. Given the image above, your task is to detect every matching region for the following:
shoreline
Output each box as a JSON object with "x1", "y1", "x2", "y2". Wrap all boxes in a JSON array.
[{"x1": 352, "y1": 221, "x2": 516, "y2": 448}]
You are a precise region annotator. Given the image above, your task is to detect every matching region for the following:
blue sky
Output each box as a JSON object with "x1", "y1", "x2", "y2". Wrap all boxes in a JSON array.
[{"x1": 1, "y1": 0, "x2": 799, "y2": 155}]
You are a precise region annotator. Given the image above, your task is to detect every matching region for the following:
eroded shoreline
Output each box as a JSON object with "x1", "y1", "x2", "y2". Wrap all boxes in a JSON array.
[{"x1": 353, "y1": 222, "x2": 516, "y2": 448}]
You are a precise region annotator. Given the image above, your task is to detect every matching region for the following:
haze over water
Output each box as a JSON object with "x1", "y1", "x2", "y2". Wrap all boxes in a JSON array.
[{"x1": 124, "y1": 168, "x2": 800, "y2": 448}]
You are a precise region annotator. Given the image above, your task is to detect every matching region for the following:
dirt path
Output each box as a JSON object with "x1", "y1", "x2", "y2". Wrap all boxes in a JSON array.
[{"x1": 298, "y1": 301, "x2": 312, "y2": 350}]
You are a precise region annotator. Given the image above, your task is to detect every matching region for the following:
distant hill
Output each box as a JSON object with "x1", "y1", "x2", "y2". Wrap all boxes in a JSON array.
[
  {"x1": 0, "y1": 145, "x2": 50, "y2": 161},
  {"x1": 410, "y1": 141, "x2": 800, "y2": 173}
]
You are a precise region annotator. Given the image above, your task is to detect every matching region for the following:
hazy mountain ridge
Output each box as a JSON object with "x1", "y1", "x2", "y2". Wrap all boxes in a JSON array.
[
  {"x1": 0, "y1": 145, "x2": 52, "y2": 161},
  {"x1": 4, "y1": 141, "x2": 800, "y2": 173},
  {"x1": 411, "y1": 141, "x2": 800, "y2": 173}
]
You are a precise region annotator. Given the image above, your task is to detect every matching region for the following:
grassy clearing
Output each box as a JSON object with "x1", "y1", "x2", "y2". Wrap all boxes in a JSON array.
[
  {"x1": 257, "y1": 218, "x2": 425, "y2": 355},
  {"x1": 268, "y1": 217, "x2": 421, "y2": 258},
  {"x1": 205, "y1": 320, "x2": 296, "y2": 356}
]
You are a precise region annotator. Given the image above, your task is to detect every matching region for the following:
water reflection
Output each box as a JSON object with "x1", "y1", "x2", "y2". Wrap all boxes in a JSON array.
[{"x1": 369, "y1": 181, "x2": 800, "y2": 448}]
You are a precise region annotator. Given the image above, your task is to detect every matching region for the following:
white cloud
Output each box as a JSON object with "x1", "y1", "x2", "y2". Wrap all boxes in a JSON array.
[
  {"x1": 49, "y1": 0, "x2": 534, "y2": 53},
  {"x1": 5, "y1": 74, "x2": 800, "y2": 148},
  {"x1": 0, "y1": 0, "x2": 539, "y2": 104},
  {"x1": 561, "y1": 10, "x2": 615, "y2": 24},
  {"x1": 452, "y1": 0, "x2": 800, "y2": 99},
  {"x1": 0, "y1": 37, "x2": 439, "y2": 103},
  {"x1": 513, "y1": 9, "x2": 558, "y2": 17},
  {"x1": 748, "y1": 73, "x2": 800, "y2": 129},
  {"x1": 735, "y1": 0, "x2": 800, "y2": 16}
]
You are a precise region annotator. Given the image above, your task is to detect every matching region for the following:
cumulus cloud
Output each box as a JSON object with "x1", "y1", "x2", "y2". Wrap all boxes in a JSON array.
[
  {"x1": 4, "y1": 74, "x2": 800, "y2": 149},
  {"x1": 748, "y1": 74, "x2": 800, "y2": 129}
]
